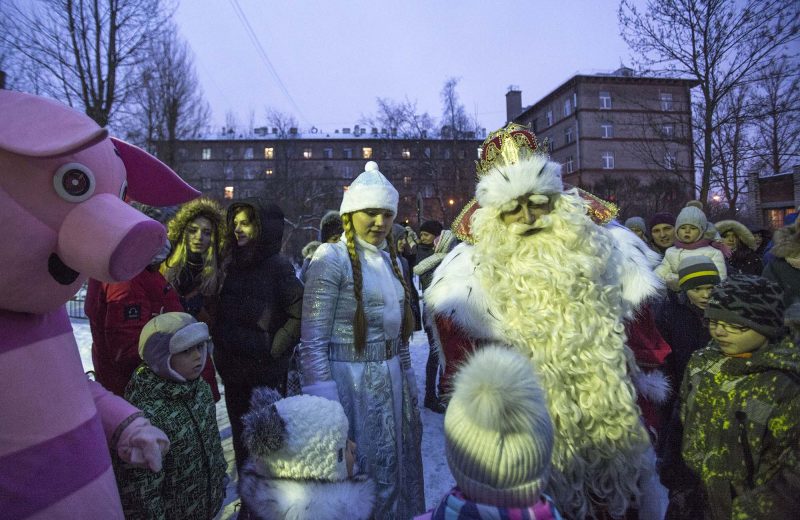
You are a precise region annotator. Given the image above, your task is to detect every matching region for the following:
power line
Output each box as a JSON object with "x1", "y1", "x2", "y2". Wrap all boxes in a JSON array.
[{"x1": 228, "y1": 0, "x2": 308, "y2": 125}]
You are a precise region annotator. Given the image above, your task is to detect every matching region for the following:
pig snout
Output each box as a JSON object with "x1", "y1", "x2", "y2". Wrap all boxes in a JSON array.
[{"x1": 57, "y1": 194, "x2": 166, "y2": 282}]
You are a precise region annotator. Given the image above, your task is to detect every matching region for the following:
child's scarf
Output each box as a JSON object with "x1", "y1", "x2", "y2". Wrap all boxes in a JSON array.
[
  {"x1": 674, "y1": 238, "x2": 731, "y2": 258},
  {"x1": 431, "y1": 487, "x2": 561, "y2": 520}
]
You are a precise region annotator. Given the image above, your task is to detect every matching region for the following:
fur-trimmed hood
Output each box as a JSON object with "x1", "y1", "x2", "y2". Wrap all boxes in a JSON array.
[
  {"x1": 714, "y1": 219, "x2": 755, "y2": 250},
  {"x1": 475, "y1": 155, "x2": 562, "y2": 210},
  {"x1": 239, "y1": 460, "x2": 376, "y2": 520},
  {"x1": 166, "y1": 197, "x2": 225, "y2": 245},
  {"x1": 771, "y1": 222, "x2": 800, "y2": 259}
]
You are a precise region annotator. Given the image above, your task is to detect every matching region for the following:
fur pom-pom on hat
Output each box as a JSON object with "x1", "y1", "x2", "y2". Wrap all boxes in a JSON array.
[
  {"x1": 242, "y1": 388, "x2": 350, "y2": 482},
  {"x1": 445, "y1": 345, "x2": 553, "y2": 508},
  {"x1": 339, "y1": 161, "x2": 398, "y2": 216}
]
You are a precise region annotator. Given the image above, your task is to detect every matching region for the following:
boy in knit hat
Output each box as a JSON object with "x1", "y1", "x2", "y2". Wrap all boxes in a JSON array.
[
  {"x1": 238, "y1": 388, "x2": 375, "y2": 520},
  {"x1": 655, "y1": 204, "x2": 727, "y2": 290},
  {"x1": 675, "y1": 275, "x2": 799, "y2": 519},
  {"x1": 416, "y1": 345, "x2": 561, "y2": 519},
  {"x1": 624, "y1": 215, "x2": 648, "y2": 242},
  {"x1": 113, "y1": 312, "x2": 226, "y2": 519}
]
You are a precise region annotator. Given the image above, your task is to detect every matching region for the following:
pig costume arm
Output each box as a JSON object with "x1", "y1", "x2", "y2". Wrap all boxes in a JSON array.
[{"x1": 0, "y1": 91, "x2": 198, "y2": 518}]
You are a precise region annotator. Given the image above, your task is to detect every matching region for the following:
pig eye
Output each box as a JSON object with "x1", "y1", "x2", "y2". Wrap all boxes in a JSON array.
[
  {"x1": 53, "y1": 163, "x2": 96, "y2": 202},
  {"x1": 119, "y1": 180, "x2": 128, "y2": 201}
]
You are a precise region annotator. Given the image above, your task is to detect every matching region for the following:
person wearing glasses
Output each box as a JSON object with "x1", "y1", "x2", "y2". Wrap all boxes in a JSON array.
[
  {"x1": 113, "y1": 312, "x2": 226, "y2": 520},
  {"x1": 671, "y1": 275, "x2": 799, "y2": 519}
]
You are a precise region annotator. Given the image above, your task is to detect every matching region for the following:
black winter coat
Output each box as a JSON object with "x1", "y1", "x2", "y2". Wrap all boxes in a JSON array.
[{"x1": 215, "y1": 199, "x2": 303, "y2": 388}]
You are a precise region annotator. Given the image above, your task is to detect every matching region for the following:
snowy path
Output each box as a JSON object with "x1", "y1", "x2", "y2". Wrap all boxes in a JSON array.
[{"x1": 72, "y1": 318, "x2": 453, "y2": 517}]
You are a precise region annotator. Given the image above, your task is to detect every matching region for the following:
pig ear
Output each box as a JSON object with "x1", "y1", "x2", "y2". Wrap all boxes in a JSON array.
[
  {"x1": 111, "y1": 137, "x2": 200, "y2": 206},
  {"x1": 0, "y1": 91, "x2": 108, "y2": 157}
]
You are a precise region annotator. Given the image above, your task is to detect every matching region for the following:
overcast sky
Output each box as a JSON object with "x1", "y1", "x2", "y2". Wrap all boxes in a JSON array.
[{"x1": 175, "y1": 0, "x2": 635, "y2": 134}]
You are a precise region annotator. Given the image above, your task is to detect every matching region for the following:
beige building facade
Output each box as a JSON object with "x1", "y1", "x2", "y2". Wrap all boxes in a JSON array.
[{"x1": 507, "y1": 68, "x2": 699, "y2": 218}]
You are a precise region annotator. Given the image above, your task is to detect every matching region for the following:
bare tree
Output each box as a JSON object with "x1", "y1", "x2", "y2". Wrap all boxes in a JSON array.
[
  {"x1": 619, "y1": 0, "x2": 800, "y2": 203},
  {"x1": 440, "y1": 77, "x2": 477, "y2": 138},
  {"x1": 0, "y1": 0, "x2": 172, "y2": 128},
  {"x1": 265, "y1": 107, "x2": 299, "y2": 138},
  {"x1": 125, "y1": 24, "x2": 210, "y2": 167},
  {"x1": 750, "y1": 57, "x2": 800, "y2": 175}
]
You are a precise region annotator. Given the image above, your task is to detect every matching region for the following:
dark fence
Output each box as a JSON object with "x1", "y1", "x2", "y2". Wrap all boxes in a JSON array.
[{"x1": 66, "y1": 283, "x2": 88, "y2": 319}]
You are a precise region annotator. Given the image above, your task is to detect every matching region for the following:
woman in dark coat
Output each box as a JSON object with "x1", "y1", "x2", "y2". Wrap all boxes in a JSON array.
[
  {"x1": 214, "y1": 199, "x2": 303, "y2": 476},
  {"x1": 714, "y1": 219, "x2": 763, "y2": 276}
]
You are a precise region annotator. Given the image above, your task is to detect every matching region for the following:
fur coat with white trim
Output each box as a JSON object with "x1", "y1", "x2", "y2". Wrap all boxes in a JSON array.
[
  {"x1": 425, "y1": 219, "x2": 667, "y2": 403},
  {"x1": 239, "y1": 459, "x2": 376, "y2": 520}
]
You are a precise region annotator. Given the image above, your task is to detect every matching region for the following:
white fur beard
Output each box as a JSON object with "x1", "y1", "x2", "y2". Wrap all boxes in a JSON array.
[{"x1": 471, "y1": 202, "x2": 651, "y2": 519}]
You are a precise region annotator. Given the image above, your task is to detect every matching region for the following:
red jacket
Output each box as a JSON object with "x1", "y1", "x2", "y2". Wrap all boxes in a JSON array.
[{"x1": 85, "y1": 268, "x2": 220, "y2": 400}]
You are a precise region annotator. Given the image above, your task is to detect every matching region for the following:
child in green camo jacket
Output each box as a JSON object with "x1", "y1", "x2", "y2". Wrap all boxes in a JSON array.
[
  {"x1": 677, "y1": 275, "x2": 800, "y2": 519},
  {"x1": 113, "y1": 312, "x2": 226, "y2": 520}
]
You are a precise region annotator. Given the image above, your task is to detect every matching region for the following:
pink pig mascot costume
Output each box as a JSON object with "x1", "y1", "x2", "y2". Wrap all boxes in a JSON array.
[{"x1": 0, "y1": 91, "x2": 200, "y2": 519}]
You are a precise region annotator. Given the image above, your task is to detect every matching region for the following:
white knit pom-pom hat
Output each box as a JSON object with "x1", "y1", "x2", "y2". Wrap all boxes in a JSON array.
[
  {"x1": 339, "y1": 161, "x2": 398, "y2": 215},
  {"x1": 445, "y1": 345, "x2": 554, "y2": 508}
]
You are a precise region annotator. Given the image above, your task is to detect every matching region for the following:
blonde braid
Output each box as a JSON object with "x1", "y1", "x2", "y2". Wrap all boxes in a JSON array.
[
  {"x1": 387, "y1": 232, "x2": 415, "y2": 344},
  {"x1": 342, "y1": 214, "x2": 367, "y2": 352}
]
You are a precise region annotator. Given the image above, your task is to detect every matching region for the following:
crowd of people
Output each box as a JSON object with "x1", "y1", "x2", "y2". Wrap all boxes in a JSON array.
[{"x1": 85, "y1": 123, "x2": 800, "y2": 520}]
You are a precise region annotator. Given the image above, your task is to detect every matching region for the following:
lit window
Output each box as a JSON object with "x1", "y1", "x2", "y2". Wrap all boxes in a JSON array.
[
  {"x1": 323, "y1": 148, "x2": 333, "y2": 159},
  {"x1": 202, "y1": 148, "x2": 212, "y2": 160},
  {"x1": 546, "y1": 110, "x2": 553, "y2": 127},
  {"x1": 343, "y1": 148, "x2": 353, "y2": 159},
  {"x1": 662, "y1": 124, "x2": 674, "y2": 137},
  {"x1": 602, "y1": 151, "x2": 615, "y2": 169},
  {"x1": 244, "y1": 147, "x2": 254, "y2": 160},
  {"x1": 403, "y1": 176, "x2": 412, "y2": 186},
  {"x1": 264, "y1": 147, "x2": 274, "y2": 159},
  {"x1": 564, "y1": 126, "x2": 574, "y2": 143},
  {"x1": 661, "y1": 93, "x2": 673, "y2": 111},
  {"x1": 664, "y1": 152, "x2": 676, "y2": 170},
  {"x1": 402, "y1": 148, "x2": 411, "y2": 159},
  {"x1": 599, "y1": 91, "x2": 612, "y2": 109},
  {"x1": 601, "y1": 122, "x2": 614, "y2": 139},
  {"x1": 224, "y1": 186, "x2": 234, "y2": 199},
  {"x1": 362, "y1": 147, "x2": 373, "y2": 159},
  {"x1": 565, "y1": 156, "x2": 574, "y2": 173},
  {"x1": 265, "y1": 168, "x2": 273, "y2": 176},
  {"x1": 224, "y1": 165, "x2": 234, "y2": 180},
  {"x1": 343, "y1": 185, "x2": 350, "y2": 192},
  {"x1": 303, "y1": 148, "x2": 312, "y2": 159}
]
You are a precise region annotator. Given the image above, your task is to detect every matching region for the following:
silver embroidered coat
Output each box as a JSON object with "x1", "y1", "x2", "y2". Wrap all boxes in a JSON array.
[{"x1": 299, "y1": 238, "x2": 425, "y2": 519}]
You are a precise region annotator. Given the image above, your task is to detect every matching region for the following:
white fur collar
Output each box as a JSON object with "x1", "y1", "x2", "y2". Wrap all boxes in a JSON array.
[
  {"x1": 424, "y1": 224, "x2": 664, "y2": 339},
  {"x1": 424, "y1": 242, "x2": 501, "y2": 340},
  {"x1": 239, "y1": 465, "x2": 376, "y2": 520}
]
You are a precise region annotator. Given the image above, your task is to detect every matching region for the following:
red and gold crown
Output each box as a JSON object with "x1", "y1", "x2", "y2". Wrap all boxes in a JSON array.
[{"x1": 475, "y1": 123, "x2": 547, "y2": 176}]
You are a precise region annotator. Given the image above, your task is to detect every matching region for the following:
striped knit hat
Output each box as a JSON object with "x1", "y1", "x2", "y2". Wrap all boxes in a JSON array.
[
  {"x1": 705, "y1": 275, "x2": 786, "y2": 339},
  {"x1": 678, "y1": 256, "x2": 720, "y2": 291},
  {"x1": 445, "y1": 345, "x2": 553, "y2": 508}
]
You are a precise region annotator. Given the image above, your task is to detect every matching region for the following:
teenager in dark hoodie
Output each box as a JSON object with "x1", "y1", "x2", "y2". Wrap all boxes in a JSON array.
[{"x1": 214, "y1": 199, "x2": 303, "y2": 481}]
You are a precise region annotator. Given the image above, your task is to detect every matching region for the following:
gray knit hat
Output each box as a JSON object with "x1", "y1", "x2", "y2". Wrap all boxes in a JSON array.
[
  {"x1": 678, "y1": 256, "x2": 720, "y2": 291},
  {"x1": 705, "y1": 275, "x2": 786, "y2": 339},
  {"x1": 675, "y1": 205, "x2": 707, "y2": 233},
  {"x1": 138, "y1": 312, "x2": 210, "y2": 382},
  {"x1": 319, "y1": 210, "x2": 343, "y2": 243},
  {"x1": 445, "y1": 345, "x2": 553, "y2": 508},
  {"x1": 624, "y1": 216, "x2": 647, "y2": 235}
]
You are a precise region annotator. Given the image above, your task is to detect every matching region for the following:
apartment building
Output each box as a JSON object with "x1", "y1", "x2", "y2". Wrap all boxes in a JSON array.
[
  {"x1": 507, "y1": 68, "x2": 699, "y2": 217},
  {"x1": 157, "y1": 126, "x2": 483, "y2": 237}
]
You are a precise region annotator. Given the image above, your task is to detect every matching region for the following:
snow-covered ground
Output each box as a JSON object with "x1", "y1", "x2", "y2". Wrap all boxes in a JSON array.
[{"x1": 71, "y1": 318, "x2": 453, "y2": 514}]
